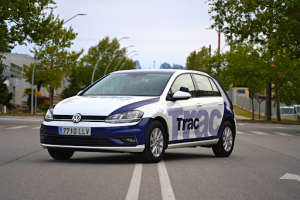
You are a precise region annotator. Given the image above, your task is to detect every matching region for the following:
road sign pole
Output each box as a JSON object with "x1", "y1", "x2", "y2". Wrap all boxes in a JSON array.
[{"x1": 259, "y1": 103, "x2": 260, "y2": 120}]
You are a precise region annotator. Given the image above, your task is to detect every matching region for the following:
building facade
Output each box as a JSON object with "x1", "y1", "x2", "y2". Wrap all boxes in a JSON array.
[{"x1": 1, "y1": 53, "x2": 66, "y2": 105}]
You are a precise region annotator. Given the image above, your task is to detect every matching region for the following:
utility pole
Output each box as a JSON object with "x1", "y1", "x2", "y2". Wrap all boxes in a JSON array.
[
  {"x1": 193, "y1": 52, "x2": 196, "y2": 71},
  {"x1": 154, "y1": 61, "x2": 155, "y2": 69},
  {"x1": 209, "y1": 45, "x2": 211, "y2": 58},
  {"x1": 217, "y1": 27, "x2": 221, "y2": 80}
]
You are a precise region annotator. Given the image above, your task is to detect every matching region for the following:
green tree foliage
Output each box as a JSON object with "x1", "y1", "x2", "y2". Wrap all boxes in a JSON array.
[
  {"x1": 82, "y1": 37, "x2": 135, "y2": 84},
  {"x1": 223, "y1": 43, "x2": 267, "y2": 119},
  {"x1": 61, "y1": 37, "x2": 136, "y2": 99},
  {"x1": 186, "y1": 47, "x2": 228, "y2": 89},
  {"x1": 0, "y1": 0, "x2": 57, "y2": 52},
  {"x1": 208, "y1": 0, "x2": 300, "y2": 121},
  {"x1": 61, "y1": 66, "x2": 83, "y2": 99},
  {"x1": 23, "y1": 16, "x2": 83, "y2": 106},
  {"x1": 270, "y1": 49, "x2": 300, "y2": 107},
  {"x1": 0, "y1": 62, "x2": 15, "y2": 111},
  {"x1": 186, "y1": 47, "x2": 211, "y2": 73}
]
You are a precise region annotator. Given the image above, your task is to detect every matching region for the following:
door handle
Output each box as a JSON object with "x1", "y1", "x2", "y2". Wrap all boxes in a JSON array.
[
  {"x1": 218, "y1": 102, "x2": 223, "y2": 106},
  {"x1": 196, "y1": 103, "x2": 202, "y2": 107}
]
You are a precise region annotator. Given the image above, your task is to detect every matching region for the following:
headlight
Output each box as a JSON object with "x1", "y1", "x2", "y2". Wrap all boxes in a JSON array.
[
  {"x1": 105, "y1": 110, "x2": 144, "y2": 123},
  {"x1": 44, "y1": 105, "x2": 55, "y2": 122}
]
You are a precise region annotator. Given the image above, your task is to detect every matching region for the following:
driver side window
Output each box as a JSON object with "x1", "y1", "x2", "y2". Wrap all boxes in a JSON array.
[{"x1": 167, "y1": 74, "x2": 196, "y2": 100}]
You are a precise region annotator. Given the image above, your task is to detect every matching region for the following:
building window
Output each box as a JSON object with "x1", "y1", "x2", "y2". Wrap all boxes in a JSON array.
[{"x1": 10, "y1": 63, "x2": 23, "y2": 79}]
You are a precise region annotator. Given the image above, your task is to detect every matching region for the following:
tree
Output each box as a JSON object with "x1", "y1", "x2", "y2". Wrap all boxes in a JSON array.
[
  {"x1": 186, "y1": 47, "x2": 229, "y2": 89},
  {"x1": 0, "y1": 61, "x2": 16, "y2": 111},
  {"x1": 208, "y1": 0, "x2": 300, "y2": 121},
  {"x1": 23, "y1": 17, "x2": 83, "y2": 106},
  {"x1": 271, "y1": 49, "x2": 300, "y2": 109},
  {"x1": 80, "y1": 37, "x2": 135, "y2": 86},
  {"x1": 223, "y1": 43, "x2": 267, "y2": 119},
  {"x1": 186, "y1": 47, "x2": 211, "y2": 73},
  {"x1": 61, "y1": 37, "x2": 136, "y2": 99},
  {"x1": 0, "y1": 0, "x2": 57, "y2": 52}
]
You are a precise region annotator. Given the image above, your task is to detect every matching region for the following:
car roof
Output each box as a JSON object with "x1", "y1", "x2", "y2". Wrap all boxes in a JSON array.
[{"x1": 111, "y1": 69, "x2": 210, "y2": 76}]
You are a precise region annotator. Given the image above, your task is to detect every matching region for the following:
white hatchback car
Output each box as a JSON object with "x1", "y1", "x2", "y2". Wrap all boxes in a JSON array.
[{"x1": 41, "y1": 69, "x2": 236, "y2": 163}]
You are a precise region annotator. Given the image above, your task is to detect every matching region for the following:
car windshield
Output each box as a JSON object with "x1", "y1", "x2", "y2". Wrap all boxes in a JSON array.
[{"x1": 83, "y1": 73, "x2": 172, "y2": 96}]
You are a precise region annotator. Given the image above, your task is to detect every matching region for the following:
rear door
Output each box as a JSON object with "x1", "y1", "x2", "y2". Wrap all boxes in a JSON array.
[{"x1": 192, "y1": 74, "x2": 224, "y2": 138}]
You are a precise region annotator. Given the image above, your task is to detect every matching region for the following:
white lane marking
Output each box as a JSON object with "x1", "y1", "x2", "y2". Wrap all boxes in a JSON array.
[
  {"x1": 0, "y1": 126, "x2": 5, "y2": 128},
  {"x1": 126, "y1": 163, "x2": 143, "y2": 200},
  {"x1": 280, "y1": 173, "x2": 300, "y2": 182},
  {"x1": 237, "y1": 124, "x2": 244, "y2": 126},
  {"x1": 250, "y1": 131, "x2": 270, "y2": 135},
  {"x1": 6, "y1": 126, "x2": 29, "y2": 129},
  {"x1": 274, "y1": 132, "x2": 293, "y2": 136},
  {"x1": 31, "y1": 127, "x2": 40, "y2": 129},
  {"x1": 0, "y1": 117, "x2": 42, "y2": 122},
  {"x1": 158, "y1": 160, "x2": 176, "y2": 200},
  {"x1": 237, "y1": 131, "x2": 245, "y2": 134}
]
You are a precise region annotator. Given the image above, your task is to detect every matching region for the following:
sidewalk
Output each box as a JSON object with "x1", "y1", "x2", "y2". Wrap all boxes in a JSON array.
[{"x1": 235, "y1": 114, "x2": 251, "y2": 120}]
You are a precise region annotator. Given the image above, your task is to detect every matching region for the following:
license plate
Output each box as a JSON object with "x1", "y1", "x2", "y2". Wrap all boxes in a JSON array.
[{"x1": 59, "y1": 127, "x2": 91, "y2": 136}]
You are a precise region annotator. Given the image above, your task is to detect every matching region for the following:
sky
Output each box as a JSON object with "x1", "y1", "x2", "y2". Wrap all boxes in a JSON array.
[{"x1": 12, "y1": 0, "x2": 230, "y2": 69}]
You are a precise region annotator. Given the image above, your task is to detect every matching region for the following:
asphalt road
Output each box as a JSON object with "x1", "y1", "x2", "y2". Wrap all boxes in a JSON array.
[{"x1": 0, "y1": 116, "x2": 299, "y2": 200}]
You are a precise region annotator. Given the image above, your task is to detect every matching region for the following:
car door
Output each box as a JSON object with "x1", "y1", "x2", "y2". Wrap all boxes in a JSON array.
[
  {"x1": 192, "y1": 74, "x2": 224, "y2": 138},
  {"x1": 166, "y1": 74, "x2": 201, "y2": 142}
]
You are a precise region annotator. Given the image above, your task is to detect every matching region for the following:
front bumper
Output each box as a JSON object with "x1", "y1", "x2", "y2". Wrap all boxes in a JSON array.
[
  {"x1": 40, "y1": 118, "x2": 151, "y2": 152},
  {"x1": 41, "y1": 143, "x2": 145, "y2": 152}
]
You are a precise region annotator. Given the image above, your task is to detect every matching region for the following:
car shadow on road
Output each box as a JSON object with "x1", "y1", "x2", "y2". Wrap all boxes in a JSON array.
[
  {"x1": 43, "y1": 153, "x2": 143, "y2": 165},
  {"x1": 41, "y1": 151, "x2": 217, "y2": 165}
]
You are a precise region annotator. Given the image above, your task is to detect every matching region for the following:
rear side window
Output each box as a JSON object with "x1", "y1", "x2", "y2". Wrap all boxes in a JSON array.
[
  {"x1": 169, "y1": 74, "x2": 196, "y2": 98},
  {"x1": 209, "y1": 78, "x2": 221, "y2": 96},
  {"x1": 193, "y1": 75, "x2": 214, "y2": 96}
]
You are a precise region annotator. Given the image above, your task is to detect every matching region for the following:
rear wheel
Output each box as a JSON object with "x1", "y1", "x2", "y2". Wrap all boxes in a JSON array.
[
  {"x1": 212, "y1": 121, "x2": 235, "y2": 157},
  {"x1": 140, "y1": 120, "x2": 166, "y2": 163},
  {"x1": 48, "y1": 148, "x2": 74, "y2": 160}
]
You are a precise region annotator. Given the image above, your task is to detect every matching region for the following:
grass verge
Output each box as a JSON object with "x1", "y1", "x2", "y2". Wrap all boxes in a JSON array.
[{"x1": 234, "y1": 106, "x2": 300, "y2": 125}]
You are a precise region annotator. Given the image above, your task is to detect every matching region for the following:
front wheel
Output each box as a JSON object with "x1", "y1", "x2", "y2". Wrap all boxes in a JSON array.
[
  {"x1": 48, "y1": 148, "x2": 74, "y2": 160},
  {"x1": 140, "y1": 120, "x2": 166, "y2": 163},
  {"x1": 212, "y1": 121, "x2": 235, "y2": 157}
]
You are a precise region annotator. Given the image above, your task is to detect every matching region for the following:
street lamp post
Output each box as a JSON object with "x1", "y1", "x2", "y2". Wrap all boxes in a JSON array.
[
  {"x1": 31, "y1": 13, "x2": 86, "y2": 114},
  {"x1": 113, "y1": 51, "x2": 137, "y2": 72},
  {"x1": 119, "y1": 54, "x2": 139, "y2": 70},
  {"x1": 91, "y1": 37, "x2": 129, "y2": 84},
  {"x1": 103, "y1": 45, "x2": 134, "y2": 76}
]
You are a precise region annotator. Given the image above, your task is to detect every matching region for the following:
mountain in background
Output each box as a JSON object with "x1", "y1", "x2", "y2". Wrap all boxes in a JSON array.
[
  {"x1": 159, "y1": 62, "x2": 186, "y2": 70},
  {"x1": 135, "y1": 60, "x2": 142, "y2": 69}
]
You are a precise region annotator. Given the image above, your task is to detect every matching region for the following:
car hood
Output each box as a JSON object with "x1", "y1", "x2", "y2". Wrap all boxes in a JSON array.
[{"x1": 53, "y1": 95, "x2": 159, "y2": 116}]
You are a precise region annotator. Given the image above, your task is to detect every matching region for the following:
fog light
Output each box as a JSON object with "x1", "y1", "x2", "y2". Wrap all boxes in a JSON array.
[
  {"x1": 40, "y1": 134, "x2": 45, "y2": 140},
  {"x1": 120, "y1": 138, "x2": 136, "y2": 143}
]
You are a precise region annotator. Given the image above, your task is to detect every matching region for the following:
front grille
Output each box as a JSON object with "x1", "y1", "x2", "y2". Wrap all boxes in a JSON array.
[
  {"x1": 53, "y1": 115, "x2": 107, "y2": 121},
  {"x1": 43, "y1": 135, "x2": 117, "y2": 146}
]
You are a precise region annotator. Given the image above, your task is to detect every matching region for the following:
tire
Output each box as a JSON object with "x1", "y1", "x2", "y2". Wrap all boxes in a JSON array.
[
  {"x1": 48, "y1": 148, "x2": 74, "y2": 160},
  {"x1": 212, "y1": 121, "x2": 235, "y2": 157},
  {"x1": 140, "y1": 120, "x2": 166, "y2": 163}
]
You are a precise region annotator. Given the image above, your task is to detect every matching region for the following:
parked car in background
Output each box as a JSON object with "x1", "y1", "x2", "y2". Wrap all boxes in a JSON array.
[
  {"x1": 280, "y1": 106, "x2": 295, "y2": 115},
  {"x1": 294, "y1": 105, "x2": 300, "y2": 116}
]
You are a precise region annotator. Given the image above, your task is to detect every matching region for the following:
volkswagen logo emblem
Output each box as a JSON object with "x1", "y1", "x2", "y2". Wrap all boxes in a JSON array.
[{"x1": 72, "y1": 113, "x2": 82, "y2": 123}]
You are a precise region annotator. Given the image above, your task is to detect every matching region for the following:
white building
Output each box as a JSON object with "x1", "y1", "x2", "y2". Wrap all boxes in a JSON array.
[{"x1": 1, "y1": 53, "x2": 66, "y2": 106}]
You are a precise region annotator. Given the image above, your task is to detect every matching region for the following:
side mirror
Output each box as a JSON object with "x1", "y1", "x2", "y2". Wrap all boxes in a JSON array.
[
  {"x1": 171, "y1": 91, "x2": 191, "y2": 101},
  {"x1": 180, "y1": 87, "x2": 189, "y2": 92}
]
